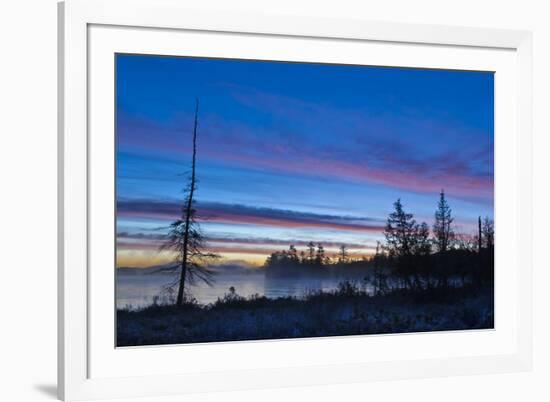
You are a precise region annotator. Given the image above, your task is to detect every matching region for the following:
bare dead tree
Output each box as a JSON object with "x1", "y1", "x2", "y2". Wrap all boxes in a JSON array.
[{"x1": 160, "y1": 99, "x2": 219, "y2": 306}]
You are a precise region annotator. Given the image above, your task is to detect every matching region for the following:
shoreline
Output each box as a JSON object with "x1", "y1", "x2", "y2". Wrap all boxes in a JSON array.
[{"x1": 117, "y1": 283, "x2": 494, "y2": 347}]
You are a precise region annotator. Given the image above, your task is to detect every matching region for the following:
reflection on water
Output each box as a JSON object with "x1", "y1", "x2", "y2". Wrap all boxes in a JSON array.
[{"x1": 116, "y1": 271, "x2": 365, "y2": 309}]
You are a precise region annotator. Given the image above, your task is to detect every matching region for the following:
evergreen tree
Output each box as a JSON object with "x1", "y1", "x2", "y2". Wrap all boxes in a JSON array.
[
  {"x1": 413, "y1": 222, "x2": 432, "y2": 256},
  {"x1": 433, "y1": 190, "x2": 454, "y2": 252},
  {"x1": 288, "y1": 244, "x2": 298, "y2": 262},
  {"x1": 481, "y1": 217, "x2": 494, "y2": 249},
  {"x1": 384, "y1": 199, "x2": 432, "y2": 289},
  {"x1": 383, "y1": 199, "x2": 417, "y2": 258},
  {"x1": 315, "y1": 243, "x2": 325, "y2": 265},
  {"x1": 307, "y1": 241, "x2": 315, "y2": 263}
]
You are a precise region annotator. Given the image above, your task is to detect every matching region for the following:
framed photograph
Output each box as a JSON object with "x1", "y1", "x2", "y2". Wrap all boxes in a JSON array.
[{"x1": 58, "y1": 0, "x2": 533, "y2": 400}]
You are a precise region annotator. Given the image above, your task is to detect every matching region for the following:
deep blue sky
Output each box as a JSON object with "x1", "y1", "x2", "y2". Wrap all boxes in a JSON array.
[{"x1": 115, "y1": 54, "x2": 494, "y2": 267}]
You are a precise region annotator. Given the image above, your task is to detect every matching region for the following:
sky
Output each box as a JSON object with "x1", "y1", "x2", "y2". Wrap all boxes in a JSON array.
[{"x1": 115, "y1": 54, "x2": 494, "y2": 268}]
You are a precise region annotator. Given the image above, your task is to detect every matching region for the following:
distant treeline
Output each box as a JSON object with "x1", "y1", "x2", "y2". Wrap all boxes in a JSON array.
[{"x1": 264, "y1": 191, "x2": 494, "y2": 292}]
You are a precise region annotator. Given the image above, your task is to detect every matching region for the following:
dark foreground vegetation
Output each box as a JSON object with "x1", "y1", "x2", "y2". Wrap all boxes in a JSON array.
[{"x1": 117, "y1": 282, "x2": 493, "y2": 346}]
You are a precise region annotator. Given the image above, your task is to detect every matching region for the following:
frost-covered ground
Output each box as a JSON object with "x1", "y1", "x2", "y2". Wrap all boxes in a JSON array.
[{"x1": 116, "y1": 284, "x2": 494, "y2": 346}]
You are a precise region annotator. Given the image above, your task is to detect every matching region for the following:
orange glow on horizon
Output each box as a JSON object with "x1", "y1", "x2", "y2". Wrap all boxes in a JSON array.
[{"x1": 116, "y1": 247, "x2": 375, "y2": 269}]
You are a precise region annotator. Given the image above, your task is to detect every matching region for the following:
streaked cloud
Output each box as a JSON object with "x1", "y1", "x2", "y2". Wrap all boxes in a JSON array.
[{"x1": 117, "y1": 200, "x2": 385, "y2": 232}]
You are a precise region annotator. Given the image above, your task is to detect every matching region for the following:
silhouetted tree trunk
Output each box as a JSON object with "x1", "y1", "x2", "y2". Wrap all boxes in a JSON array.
[
  {"x1": 307, "y1": 241, "x2": 315, "y2": 264},
  {"x1": 160, "y1": 100, "x2": 219, "y2": 306},
  {"x1": 413, "y1": 222, "x2": 431, "y2": 289},
  {"x1": 373, "y1": 241, "x2": 386, "y2": 295},
  {"x1": 175, "y1": 100, "x2": 199, "y2": 306},
  {"x1": 478, "y1": 216, "x2": 482, "y2": 253},
  {"x1": 338, "y1": 245, "x2": 349, "y2": 263}
]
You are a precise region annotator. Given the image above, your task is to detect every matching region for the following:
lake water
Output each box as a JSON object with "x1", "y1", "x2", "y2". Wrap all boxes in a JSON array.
[{"x1": 116, "y1": 271, "x2": 367, "y2": 309}]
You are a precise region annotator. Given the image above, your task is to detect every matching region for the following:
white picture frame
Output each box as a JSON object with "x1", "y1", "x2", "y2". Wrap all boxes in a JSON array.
[{"x1": 58, "y1": 0, "x2": 533, "y2": 400}]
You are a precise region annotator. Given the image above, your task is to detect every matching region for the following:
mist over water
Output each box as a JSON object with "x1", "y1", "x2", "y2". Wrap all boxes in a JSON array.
[{"x1": 116, "y1": 270, "x2": 366, "y2": 309}]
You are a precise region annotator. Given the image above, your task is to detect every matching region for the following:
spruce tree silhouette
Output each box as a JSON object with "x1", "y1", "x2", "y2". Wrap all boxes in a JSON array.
[{"x1": 433, "y1": 190, "x2": 455, "y2": 253}]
